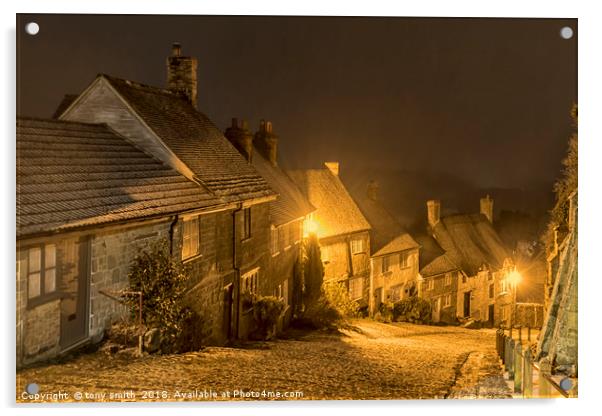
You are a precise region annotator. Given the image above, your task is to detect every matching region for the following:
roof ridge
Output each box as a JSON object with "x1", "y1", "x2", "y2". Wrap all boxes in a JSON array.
[
  {"x1": 99, "y1": 73, "x2": 181, "y2": 97},
  {"x1": 17, "y1": 116, "x2": 109, "y2": 129}
]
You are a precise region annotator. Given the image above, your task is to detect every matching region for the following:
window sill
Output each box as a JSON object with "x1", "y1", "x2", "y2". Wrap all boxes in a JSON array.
[
  {"x1": 271, "y1": 251, "x2": 280, "y2": 258},
  {"x1": 182, "y1": 253, "x2": 203, "y2": 264},
  {"x1": 27, "y1": 292, "x2": 62, "y2": 310},
  {"x1": 241, "y1": 237, "x2": 252, "y2": 244},
  {"x1": 284, "y1": 245, "x2": 292, "y2": 251}
]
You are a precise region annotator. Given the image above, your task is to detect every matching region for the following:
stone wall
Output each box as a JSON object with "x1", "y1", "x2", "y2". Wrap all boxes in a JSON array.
[
  {"x1": 372, "y1": 248, "x2": 420, "y2": 303},
  {"x1": 89, "y1": 220, "x2": 173, "y2": 339},
  {"x1": 419, "y1": 271, "x2": 459, "y2": 324}
]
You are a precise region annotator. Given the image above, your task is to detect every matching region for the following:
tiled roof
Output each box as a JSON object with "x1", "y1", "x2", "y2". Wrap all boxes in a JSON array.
[
  {"x1": 17, "y1": 117, "x2": 220, "y2": 238},
  {"x1": 353, "y1": 195, "x2": 418, "y2": 256},
  {"x1": 432, "y1": 213, "x2": 510, "y2": 276},
  {"x1": 250, "y1": 153, "x2": 314, "y2": 226},
  {"x1": 287, "y1": 167, "x2": 371, "y2": 239},
  {"x1": 100, "y1": 75, "x2": 275, "y2": 202},
  {"x1": 414, "y1": 233, "x2": 459, "y2": 277}
]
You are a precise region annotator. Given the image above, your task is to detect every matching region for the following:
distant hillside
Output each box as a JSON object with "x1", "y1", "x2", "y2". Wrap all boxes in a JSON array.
[{"x1": 341, "y1": 166, "x2": 554, "y2": 238}]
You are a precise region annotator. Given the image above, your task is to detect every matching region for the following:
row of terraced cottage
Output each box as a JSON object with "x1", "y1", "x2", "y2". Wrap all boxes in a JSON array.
[{"x1": 16, "y1": 44, "x2": 543, "y2": 367}]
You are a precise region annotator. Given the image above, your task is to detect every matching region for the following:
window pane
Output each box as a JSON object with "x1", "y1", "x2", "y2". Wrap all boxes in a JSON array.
[
  {"x1": 28, "y1": 247, "x2": 41, "y2": 273},
  {"x1": 45, "y1": 268, "x2": 56, "y2": 293},
  {"x1": 45, "y1": 244, "x2": 56, "y2": 268},
  {"x1": 28, "y1": 272, "x2": 41, "y2": 298}
]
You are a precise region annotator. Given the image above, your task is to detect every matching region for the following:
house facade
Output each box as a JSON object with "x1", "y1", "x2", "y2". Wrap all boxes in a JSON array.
[
  {"x1": 224, "y1": 117, "x2": 315, "y2": 329},
  {"x1": 287, "y1": 163, "x2": 371, "y2": 307},
  {"x1": 16, "y1": 117, "x2": 235, "y2": 366},
  {"x1": 422, "y1": 197, "x2": 515, "y2": 327},
  {"x1": 352, "y1": 181, "x2": 420, "y2": 314}
]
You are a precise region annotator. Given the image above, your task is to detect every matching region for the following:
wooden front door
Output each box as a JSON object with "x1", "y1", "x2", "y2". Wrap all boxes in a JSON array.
[
  {"x1": 223, "y1": 284, "x2": 234, "y2": 342},
  {"x1": 59, "y1": 236, "x2": 90, "y2": 350},
  {"x1": 488, "y1": 304, "x2": 495, "y2": 327},
  {"x1": 432, "y1": 297, "x2": 441, "y2": 322},
  {"x1": 463, "y1": 291, "x2": 471, "y2": 318}
]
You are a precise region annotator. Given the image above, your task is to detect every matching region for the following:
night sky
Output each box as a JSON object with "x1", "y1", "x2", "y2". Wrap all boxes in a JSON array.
[{"x1": 17, "y1": 14, "x2": 577, "y2": 192}]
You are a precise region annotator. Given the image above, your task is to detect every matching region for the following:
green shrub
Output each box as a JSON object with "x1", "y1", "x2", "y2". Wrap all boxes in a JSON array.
[
  {"x1": 125, "y1": 239, "x2": 198, "y2": 353},
  {"x1": 252, "y1": 296, "x2": 285, "y2": 340},
  {"x1": 393, "y1": 296, "x2": 432, "y2": 324},
  {"x1": 296, "y1": 280, "x2": 359, "y2": 330},
  {"x1": 376, "y1": 301, "x2": 394, "y2": 323},
  {"x1": 322, "y1": 280, "x2": 360, "y2": 318}
]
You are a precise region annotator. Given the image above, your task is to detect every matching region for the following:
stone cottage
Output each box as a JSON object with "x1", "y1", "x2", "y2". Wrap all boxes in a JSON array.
[
  {"x1": 423, "y1": 197, "x2": 515, "y2": 326},
  {"x1": 224, "y1": 118, "x2": 315, "y2": 329},
  {"x1": 16, "y1": 117, "x2": 231, "y2": 366},
  {"x1": 52, "y1": 44, "x2": 280, "y2": 344},
  {"x1": 287, "y1": 163, "x2": 372, "y2": 306},
  {"x1": 414, "y1": 234, "x2": 462, "y2": 324},
  {"x1": 352, "y1": 180, "x2": 420, "y2": 315}
]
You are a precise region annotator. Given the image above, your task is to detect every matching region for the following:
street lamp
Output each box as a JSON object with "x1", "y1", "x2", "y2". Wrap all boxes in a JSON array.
[{"x1": 507, "y1": 269, "x2": 522, "y2": 338}]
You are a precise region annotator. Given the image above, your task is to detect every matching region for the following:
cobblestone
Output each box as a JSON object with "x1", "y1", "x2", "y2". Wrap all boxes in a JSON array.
[{"x1": 16, "y1": 320, "x2": 511, "y2": 402}]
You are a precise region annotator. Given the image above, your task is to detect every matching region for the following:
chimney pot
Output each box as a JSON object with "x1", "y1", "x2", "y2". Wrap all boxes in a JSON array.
[
  {"x1": 325, "y1": 162, "x2": 340, "y2": 176},
  {"x1": 427, "y1": 200, "x2": 441, "y2": 228},
  {"x1": 480, "y1": 195, "x2": 494, "y2": 223},
  {"x1": 367, "y1": 180, "x2": 379, "y2": 201},
  {"x1": 224, "y1": 117, "x2": 253, "y2": 163},
  {"x1": 254, "y1": 119, "x2": 278, "y2": 167},
  {"x1": 166, "y1": 43, "x2": 198, "y2": 109}
]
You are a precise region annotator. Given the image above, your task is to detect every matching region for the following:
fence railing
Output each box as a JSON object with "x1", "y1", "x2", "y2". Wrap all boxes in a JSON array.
[{"x1": 495, "y1": 329, "x2": 574, "y2": 398}]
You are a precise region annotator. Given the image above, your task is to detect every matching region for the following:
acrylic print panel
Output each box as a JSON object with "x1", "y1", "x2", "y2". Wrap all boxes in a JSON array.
[{"x1": 16, "y1": 14, "x2": 577, "y2": 402}]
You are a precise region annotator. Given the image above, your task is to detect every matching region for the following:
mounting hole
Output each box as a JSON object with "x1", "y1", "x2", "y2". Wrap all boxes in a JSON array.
[
  {"x1": 26, "y1": 383, "x2": 39, "y2": 394},
  {"x1": 560, "y1": 26, "x2": 573, "y2": 40},
  {"x1": 25, "y1": 22, "x2": 40, "y2": 36},
  {"x1": 559, "y1": 377, "x2": 573, "y2": 391}
]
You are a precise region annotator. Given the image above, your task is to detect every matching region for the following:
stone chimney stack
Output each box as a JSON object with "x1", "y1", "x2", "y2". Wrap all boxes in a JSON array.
[
  {"x1": 324, "y1": 162, "x2": 339, "y2": 176},
  {"x1": 367, "y1": 180, "x2": 379, "y2": 201},
  {"x1": 254, "y1": 120, "x2": 278, "y2": 166},
  {"x1": 480, "y1": 195, "x2": 494, "y2": 223},
  {"x1": 224, "y1": 118, "x2": 253, "y2": 162},
  {"x1": 427, "y1": 200, "x2": 441, "y2": 228},
  {"x1": 167, "y1": 42, "x2": 198, "y2": 109}
]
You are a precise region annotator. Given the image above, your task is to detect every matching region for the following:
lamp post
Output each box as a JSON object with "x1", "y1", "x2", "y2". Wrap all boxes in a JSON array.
[{"x1": 507, "y1": 269, "x2": 522, "y2": 339}]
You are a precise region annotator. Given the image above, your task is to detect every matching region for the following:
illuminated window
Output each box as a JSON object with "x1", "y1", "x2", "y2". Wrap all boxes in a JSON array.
[
  {"x1": 427, "y1": 279, "x2": 434, "y2": 291},
  {"x1": 445, "y1": 273, "x2": 452, "y2": 286},
  {"x1": 182, "y1": 216, "x2": 200, "y2": 260},
  {"x1": 243, "y1": 208, "x2": 252, "y2": 240},
  {"x1": 350, "y1": 238, "x2": 364, "y2": 254},
  {"x1": 242, "y1": 269, "x2": 259, "y2": 295},
  {"x1": 381, "y1": 255, "x2": 392, "y2": 274},
  {"x1": 271, "y1": 226, "x2": 280, "y2": 255},
  {"x1": 399, "y1": 251, "x2": 410, "y2": 268},
  {"x1": 27, "y1": 244, "x2": 56, "y2": 301},
  {"x1": 349, "y1": 278, "x2": 363, "y2": 300},
  {"x1": 443, "y1": 294, "x2": 452, "y2": 307}
]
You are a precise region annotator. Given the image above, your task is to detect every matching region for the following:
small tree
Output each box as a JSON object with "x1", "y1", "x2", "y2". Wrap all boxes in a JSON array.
[
  {"x1": 303, "y1": 233, "x2": 324, "y2": 306},
  {"x1": 125, "y1": 239, "x2": 199, "y2": 352}
]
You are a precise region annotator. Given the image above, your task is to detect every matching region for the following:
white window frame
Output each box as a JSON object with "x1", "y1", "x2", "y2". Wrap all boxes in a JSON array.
[
  {"x1": 443, "y1": 293, "x2": 452, "y2": 307},
  {"x1": 27, "y1": 243, "x2": 57, "y2": 302},
  {"x1": 270, "y1": 226, "x2": 280, "y2": 256},
  {"x1": 350, "y1": 238, "x2": 364, "y2": 255},
  {"x1": 241, "y1": 268, "x2": 260, "y2": 295},
  {"x1": 445, "y1": 273, "x2": 452, "y2": 286},
  {"x1": 427, "y1": 278, "x2": 434, "y2": 291},
  {"x1": 399, "y1": 251, "x2": 410, "y2": 268},
  {"x1": 381, "y1": 255, "x2": 392, "y2": 274},
  {"x1": 182, "y1": 215, "x2": 201, "y2": 260},
  {"x1": 349, "y1": 277, "x2": 363, "y2": 300}
]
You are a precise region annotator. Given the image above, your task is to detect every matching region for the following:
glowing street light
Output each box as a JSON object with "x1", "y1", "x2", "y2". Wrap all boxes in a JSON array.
[
  {"x1": 507, "y1": 268, "x2": 522, "y2": 338},
  {"x1": 303, "y1": 216, "x2": 319, "y2": 237}
]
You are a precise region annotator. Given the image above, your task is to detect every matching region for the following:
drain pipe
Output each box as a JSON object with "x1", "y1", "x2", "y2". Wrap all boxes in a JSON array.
[{"x1": 232, "y1": 204, "x2": 243, "y2": 340}]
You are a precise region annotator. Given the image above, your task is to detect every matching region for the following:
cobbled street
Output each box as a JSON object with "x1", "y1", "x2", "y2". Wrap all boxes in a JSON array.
[{"x1": 17, "y1": 320, "x2": 511, "y2": 402}]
